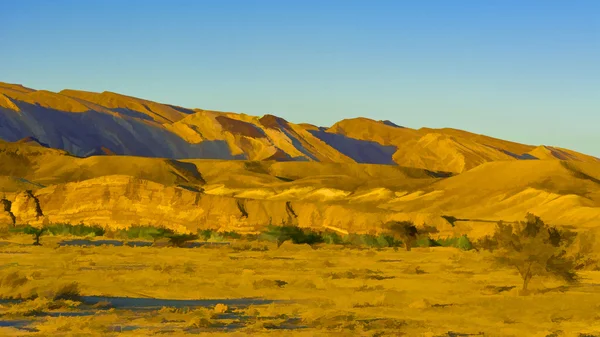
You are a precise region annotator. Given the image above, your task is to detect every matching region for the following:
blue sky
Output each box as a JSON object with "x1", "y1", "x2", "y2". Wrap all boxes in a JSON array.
[{"x1": 1, "y1": 0, "x2": 599, "y2": 156}]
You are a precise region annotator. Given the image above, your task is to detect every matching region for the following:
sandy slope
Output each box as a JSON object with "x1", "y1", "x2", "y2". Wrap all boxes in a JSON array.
[
  {"x1": 2, "y1": 140, "x2": 599, "y2": 237},
  {"x1": 1, "y1": 81, "x2": 597, "y2": 173},
  {"x1": 1, "y1": 81, "x2": 599, "y2": 235}
]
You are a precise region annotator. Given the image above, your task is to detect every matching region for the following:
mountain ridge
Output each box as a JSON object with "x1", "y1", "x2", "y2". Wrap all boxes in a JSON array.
[{"x1": 0, "y1": 81, "x2": 597, "y2": 174}]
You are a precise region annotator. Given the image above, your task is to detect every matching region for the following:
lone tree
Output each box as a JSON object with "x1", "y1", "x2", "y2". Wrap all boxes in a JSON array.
[
  {"x1": 386, "y1": 221, "x2": 419, "y2": 251},
  {"x1": 23, "y1": 225, "x2": 47, "y2": 246},
  {"x1": 480, "y1": 213, "x2": 578, "y2": 294}
]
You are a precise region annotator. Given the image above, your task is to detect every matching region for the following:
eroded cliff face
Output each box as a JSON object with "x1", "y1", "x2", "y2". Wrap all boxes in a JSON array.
[
  {"x1": 10, "y1": 190, "x2": 45, "y2": 226},
  {"x1": 4, "y1": 156, "x2": 600, "y2": 239},
  {"x1": 2, "y1": 175, "x2": 454, "y2": 235},
  {"x1": 0, "y1": 197, "x2": 16, "y2": 226}
]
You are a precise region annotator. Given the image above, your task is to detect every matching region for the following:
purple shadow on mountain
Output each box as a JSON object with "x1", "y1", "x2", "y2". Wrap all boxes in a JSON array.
[{"x1": 308, "y1": 130, "x2": 396, "y2": 165}]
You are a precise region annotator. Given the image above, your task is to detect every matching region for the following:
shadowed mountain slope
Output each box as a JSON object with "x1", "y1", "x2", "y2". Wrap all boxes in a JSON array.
[{"x1": 1, "y1": 81, "x2": 597, "y2": 173}]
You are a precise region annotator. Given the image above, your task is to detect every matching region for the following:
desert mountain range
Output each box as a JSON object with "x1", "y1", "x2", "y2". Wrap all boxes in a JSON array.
[{"x1": 1, "y1": 81, "x2": 599, "y2": 236}]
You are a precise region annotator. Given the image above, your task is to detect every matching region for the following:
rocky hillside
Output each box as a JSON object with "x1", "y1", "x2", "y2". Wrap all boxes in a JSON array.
[
  {"x1": 1, "y1": 82, "x2": 597, "y2": 173},
  {"x1": 2, "y1": 140, "x2": 600, "y2": 237},
  {"x1": 1, "y1": 81, "x2": 599, "y2": 236}
]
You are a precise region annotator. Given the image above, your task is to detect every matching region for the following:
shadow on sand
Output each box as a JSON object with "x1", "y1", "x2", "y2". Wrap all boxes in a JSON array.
[{"x1": 58, "y1": 239, "x2": 231, "y2": 248}]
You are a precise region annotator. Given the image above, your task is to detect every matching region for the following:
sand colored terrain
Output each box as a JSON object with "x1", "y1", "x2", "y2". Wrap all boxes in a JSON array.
[
  {"x1": 2, "y1": 238, "x2": 600, "y2": 336},
  {"x1": 1, "y1": 81, "x2": 597, "y2": 173},
  {"x1": 1, "y1": 82, "x2": 600, "y2": 336},
  {"x1": 2, "y1": 139, "x2": 600, "y2": 239},
  {"x1": 1, "y1": 81, "x2": 599, "y2": 237}
]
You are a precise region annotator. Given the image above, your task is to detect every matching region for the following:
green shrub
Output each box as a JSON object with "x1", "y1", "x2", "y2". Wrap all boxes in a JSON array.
[
  {"x1": 298, "y1": 229, "x2": 324, "y2": 245},
  {"x1": 46, "y1": 223, "x2": 105, "y2": 237},
  {"x1": 455, "y1": 235, "x2": 474, "y2": 251},
  {"x1": 221, "y1": 231, "x2": 242, "y2": 240},
  {"x1": 198, "y1": 229, "x2": 243, "y2": 242},
  {"x1": 343, "y1": 233, "x2": 375, "y2": 247},
  {"x1": 8, "y1": 225, "x2": 28, "y2": 234},
  {"x1": 117, "y1": 225, "x2": 171, "y2": 241},
  {"x1": 341, "y1": 233, "x2": 401, "y2": 248},
  {"x1": 417, "y1": 235, "x2": 474, "y2": 250},
  {"x1": 198, "y1": 229, "x2": 215, "y2": 241},
  {"x1": 415, "y1": 237, "x2": 441, "y2": 248},
  {"x1": 435, "y1": 237, "x2": 459, "y2": 247},
  {"x1": 260, "y1": 225, "x2": 324, "y2": 247},
  {"x1": 322, "y1": 231, "x2": 344, "y2": 245},
  {"x1": 165, "y1": 233, "x2": 199, "y2": 247},
  {"x1": 11, "y1": 223, "x2": 105, "y2": 238},
  {"x1": 376, "y1": 234, "x2": 400, "y2": 247},
  {"x1": 481, "y1": 214, "x2": 578, "y2": 294}
]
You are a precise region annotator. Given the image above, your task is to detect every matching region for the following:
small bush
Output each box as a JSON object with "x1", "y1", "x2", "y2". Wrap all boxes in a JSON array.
[
  {"x1": 260, "y1": 225, "x2": 324, "y2": 247},
  {"x1": 47, "y1": 223, "x2": 105, "y2": 237},
  {"x1": 342, "y1": 233, "x2": 371, "y2": 247},
  {"x1": 213, "y1": 303, "x2": 228, "y2": 314},
  {"x1": 53, "y1": 282, "x2": 81, "y2": 301},
  {"x1": 11, "y1": 223, "x2": 105, "y2": 240},
  {"x1": 455, "y1": 235, "x2": 474, "y2": 251},
  {"x1": 327, "y1": 269, "x2": 392, "y2": 280},
  {"x1": 117, "y1": 225, "x2": 171, "y2": 241},
  {"x1": 480, "y1": 214, "x2": 579, "y2": 294},
  {"x1": 2, "y1": 297, "x2": 51, "y2": 316},
  {"x1": 165, "y1": 233, "x2": 199, "y2": 247},
  {"x1": 183, "y1": 261, "x2": 197, "y2": 274},
  {"x1": 198, "y1": 229, "x2": 243, "y2": 242},
  {"x1": 322, "y1": 231, "x2": 344, "y2": 245},
  {"x1": 253, "y1": 279, "x2": 288, "y2": 289},
  {"x1": 415, "y1": 237, "x2": 441, "y2": 248},
  {"x1": 198, "y1": 229, "x2": 215, "y2": 241},
  {"x1": 434, "y1": 235, "x2": 474, "y2": 251},
  {"x1": 231, "y1": 243, "x2": 269, "y2": 252},
  {"x1": 153, "y1": 264, "x2": 175, "y2": 273},
  {"x1": 1, "y1": 271, "x2": 28, "y2": 289},
  {"x1": 376, "y1": 234, "x2": 400, "y2": 247},
  {"x1": 385, "y1": 221, "x2": 418, "y2": 251}
]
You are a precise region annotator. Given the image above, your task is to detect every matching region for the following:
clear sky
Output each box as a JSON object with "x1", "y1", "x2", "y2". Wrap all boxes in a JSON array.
[{"x1": 1, "y1": 0, "x2": 599, "y2": 156}]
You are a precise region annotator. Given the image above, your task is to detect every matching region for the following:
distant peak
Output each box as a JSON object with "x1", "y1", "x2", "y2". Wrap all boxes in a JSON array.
[
  {"x1": 0, "y1": 82, "x2": 36, "y2": 93},
  {"x1": 259, "y1": 114, "x2": 290, "y2": 130},
  {"x1": 332, "y1": 117, "x2": 405, "y2": 129},
  {"x1": 380, "y1": 120, "x2": 404, "y2": 128},
  {"x1": 297, "y1": 123, "x2": 319, "y2": 131},
  {"x1": 60, "y1": 88, "x2": 99, "y2": 95}
]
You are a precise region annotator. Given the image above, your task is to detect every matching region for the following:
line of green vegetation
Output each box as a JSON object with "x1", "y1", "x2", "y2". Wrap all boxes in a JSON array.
[
  {"x1": 10, "y1": 223, "x2": 105, "y2": 238},
  {"x1": 4, "y1": 213, "x2": 589, "y2": 297},
  {"x1": 7, "y1": 222, "x2": 474, "y2": 251}
]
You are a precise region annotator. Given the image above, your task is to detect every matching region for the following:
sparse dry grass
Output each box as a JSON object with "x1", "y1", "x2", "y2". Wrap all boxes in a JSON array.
[{"x1": 1, "y1": 235, "x2": 600, "y2": 336}]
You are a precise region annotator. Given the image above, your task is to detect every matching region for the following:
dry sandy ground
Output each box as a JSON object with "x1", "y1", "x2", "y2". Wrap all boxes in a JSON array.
[{"x1": 1, "y1": 235, "x2": 600, "y2": 336}]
